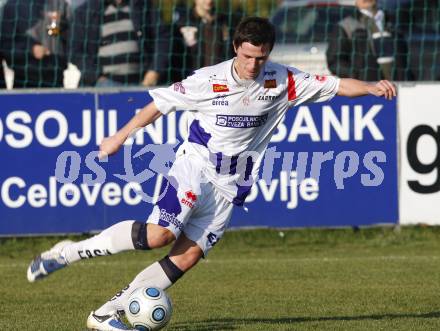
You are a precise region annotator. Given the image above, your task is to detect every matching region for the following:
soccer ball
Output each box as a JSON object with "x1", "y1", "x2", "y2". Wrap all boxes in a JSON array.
[{"x1": 125, "y1": 286, "x2": 173, "y2": 330}]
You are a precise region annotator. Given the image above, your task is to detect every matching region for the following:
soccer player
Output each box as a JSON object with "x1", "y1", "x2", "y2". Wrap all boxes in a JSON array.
[{"x1": 27, "y1": 17, "x2": 396, "y2": 330}]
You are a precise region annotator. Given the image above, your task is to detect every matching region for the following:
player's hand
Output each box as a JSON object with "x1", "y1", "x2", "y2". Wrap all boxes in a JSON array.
[
  {"x1": 142, "y1": 70, "x2": 159, "y2": 87},
  {"x1": 32, "y1": 44, "x2": 50, "y2": 60},
  {"x1": 368, "y1": 80, "x2": 397, "y2": 100},
  {"x1": 98, "y1": 134, "x2": 125, "y2": 159}
]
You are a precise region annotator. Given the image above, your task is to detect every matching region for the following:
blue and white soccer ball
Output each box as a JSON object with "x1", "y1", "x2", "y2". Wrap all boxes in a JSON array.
[{"x1": 125, "y1": 286, "x2": 173, "y2": 330}]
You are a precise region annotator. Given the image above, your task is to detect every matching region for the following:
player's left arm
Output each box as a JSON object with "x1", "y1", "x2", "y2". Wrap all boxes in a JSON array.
[{"x1": 337, "y1": 78, "x2": 397, "y2": 100}]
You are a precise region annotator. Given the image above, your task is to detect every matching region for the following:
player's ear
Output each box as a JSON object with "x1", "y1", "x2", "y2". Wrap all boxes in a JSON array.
[{"x1": 233, "y1": 42, "x2": 238, "y2": 54}]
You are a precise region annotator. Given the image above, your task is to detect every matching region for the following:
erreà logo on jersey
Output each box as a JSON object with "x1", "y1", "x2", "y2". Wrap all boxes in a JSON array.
[
  {"x1": 212, "y1": 84, "x2": 229, "y2": 92},
  {"x1": 264, "y1": 79, "x2": 277, "y2": 88},
  {"x1": 212, "y1": 94, "x2": 229, "y2": 106}
]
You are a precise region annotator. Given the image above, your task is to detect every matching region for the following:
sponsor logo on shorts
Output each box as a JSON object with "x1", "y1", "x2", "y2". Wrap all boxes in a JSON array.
[
  {"x1": 159, "y1": 208, "x2": 183, "y2": 231},
  {"x1": 213, "y1": 84, "x2": 229, "y2": 93},
  {"x1": 181, "y1": 190, "x2": 197, "y2": 209},
  {"x1": 212, "y1": 94, "x2": 229, "y2": 106},
  {"x1": 216, "y1": 114, "x2": 269, "y2": 128},
  {"x1": 264, "y1": 79, "x2": 277, "y2": 88},
  {"x1": 207, "y1": 232, "x2": 218, "y2": 246}
]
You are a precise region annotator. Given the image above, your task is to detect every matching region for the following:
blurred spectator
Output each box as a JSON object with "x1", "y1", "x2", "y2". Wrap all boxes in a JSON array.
[
  {"x1": 171, "y1": 0, "x2": 241, "y2": 80},
  {"x1": 406, "y1": 0, "x2": 440, "y2": 80},
  {"x1": 0, "y1": 56, "x2": 6, "y2": 89},
  {"x1": 0, "y1": 0, "x2": 70, "y2": 88},
  {"x1": 70, "y1": 0, "x2": 168, "y2": 87},
  {"x1": 326, "y1": 0, "x2": 412, "y2": 81}
]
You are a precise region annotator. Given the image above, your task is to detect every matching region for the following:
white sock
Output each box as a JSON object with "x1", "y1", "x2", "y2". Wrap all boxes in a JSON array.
[
  {"x1": 62, "y1": 220, "x2": 136, "y2": 264},
  {"x1": 95, "y1": 261, "x2": 173, "y2": 315}
]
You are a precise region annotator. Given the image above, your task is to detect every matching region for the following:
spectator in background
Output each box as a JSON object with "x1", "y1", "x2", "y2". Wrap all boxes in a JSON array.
[
  {"x1": 171, "y1": 0, "x2": 241, "y2": 81},
  {"x1": 0, "y1": 54, "x2": 6, "y2": 89},
  {"x1": 70, "y1": 0, "x2": 168, "y2": 87},
  {"x1": 326, "y1": 0, "x2": 412, "y2": 81},
  {"x1": 405, "y1": 0, "x2": 440, "y2": 80},
  {"x1": 0, "y1": 0, "x2": 70, "y2": 88}
]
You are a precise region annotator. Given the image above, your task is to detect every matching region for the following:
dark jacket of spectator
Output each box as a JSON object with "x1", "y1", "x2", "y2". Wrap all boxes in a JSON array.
[
  {"x1": 171, "y1": 5, "x2": 239, "y2": 81},
  {"x1": 0, "y1": 0, "x2": 70, "y2": 88},
  {"x1": 70, "y1": 0, "x2": 169, "y2": 86},
  {"x1": 326, "y1": 9, "x2": 412, "y2": 81},
  {"x1": 401, "y1": 0, "x2": 439, "y2": 80},
  {"x1": 0, "y1": 53, "x2": 6, "y2": 89}
]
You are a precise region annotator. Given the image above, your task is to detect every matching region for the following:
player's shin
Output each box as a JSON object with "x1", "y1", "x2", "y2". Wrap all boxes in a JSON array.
[
  {"x1": 62, "y1": 220, "x2": 150, "y2": 264},
  {"x1": 94, "y1": 255, "x2": 184, "y2": 316}
]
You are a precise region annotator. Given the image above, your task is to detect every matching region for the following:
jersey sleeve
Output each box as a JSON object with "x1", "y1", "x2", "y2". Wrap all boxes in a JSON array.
[
  {"x1": 286, "y1": 67, "x2": 340, "y2": 107},
  {"x1": 149, "y1": 71, "x2": 206, "y2": 115}
]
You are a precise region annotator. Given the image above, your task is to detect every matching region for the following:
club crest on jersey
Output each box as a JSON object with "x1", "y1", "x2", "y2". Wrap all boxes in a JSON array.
[
  {"x1": 315, "y1": 75, "x2": 327, "y2": 82},
  {"x1": 264, "y1": 79, "x2": 277, "y2": 88},
  {"x1": 173, "y1": 82, "x2": 186, "y2": 94},
  {"x1": 212, "y1": 84, "x2": 229, "y2": 92},
  {"x1": 242, "y1": 95, "x2": 250, "y2": 106},
  {"x1": 181, "y1": 190, "x2": 197, "y2": 209},
  {"x1": 212, "y1": 94, "x2": 229, "y2": 106}
]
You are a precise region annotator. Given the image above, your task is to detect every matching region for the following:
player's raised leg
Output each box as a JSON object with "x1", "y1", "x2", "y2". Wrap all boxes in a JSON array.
[
  {"x1": 26, "y1": 221, "x2": 175, "y2": 282},
  {"x1": 88, "y1": 178, "x2": 233, "y2": 330},
  {"x1": 87, "y1": 233, "x2": 203, "y2": 331}
]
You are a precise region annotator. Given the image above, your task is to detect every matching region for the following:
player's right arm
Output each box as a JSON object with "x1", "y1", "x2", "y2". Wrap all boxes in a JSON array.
[
  {"x1": 99, "y1": 101, "x2": 162, "y2": 158},
  {"x1": 99, "y1": 70, "x2": 205, "y2": 158}
]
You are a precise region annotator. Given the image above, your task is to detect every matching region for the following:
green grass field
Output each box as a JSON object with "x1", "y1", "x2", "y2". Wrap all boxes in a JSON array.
[{"x1": 1, "y1": 226, "x2": 440, "y2": 330}]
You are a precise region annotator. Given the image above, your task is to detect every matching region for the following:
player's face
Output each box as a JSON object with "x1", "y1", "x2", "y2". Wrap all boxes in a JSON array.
[
  {"x1": 234, "y1": 42, "x2": 271, "y2": 80},
  {"x1": 195, "y1": 0, "x2": 214, "y2": 12},
  {"x1": 355, "y1": 0, "x2": 376, "y2": 10}
]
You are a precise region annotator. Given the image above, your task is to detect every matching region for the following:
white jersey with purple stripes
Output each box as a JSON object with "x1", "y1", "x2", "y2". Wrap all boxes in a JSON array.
[{"x1": 149, "y1": 59, "x2": 340, "y2": 206}]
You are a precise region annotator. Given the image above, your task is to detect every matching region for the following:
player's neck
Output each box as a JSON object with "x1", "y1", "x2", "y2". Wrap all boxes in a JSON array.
[{"x1": 232, "y1": 59, "x2": 254, "y2": 86}]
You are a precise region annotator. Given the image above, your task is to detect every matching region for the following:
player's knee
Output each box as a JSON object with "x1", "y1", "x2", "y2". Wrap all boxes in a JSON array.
[
  {"x1": 131, "y1": 222, "x2": 174, "y2": 250},
  {"x1": 147, "y1": 224, "x2": 176, "y2": 249},
  {"x1": 172, "y1": 251, "x2": 201, "y2": 272},
  {"x1": 169, "y1": 244, "x2": 203, "y2": 272}
]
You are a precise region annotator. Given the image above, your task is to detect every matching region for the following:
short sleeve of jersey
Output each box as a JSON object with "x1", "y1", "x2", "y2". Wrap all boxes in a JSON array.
[
  {"x1": 149, "y1": 71, "x2": 206, "y2": 115},
  {"x1": 286, "y1": 67, "x2": 340, "y2": 107}
]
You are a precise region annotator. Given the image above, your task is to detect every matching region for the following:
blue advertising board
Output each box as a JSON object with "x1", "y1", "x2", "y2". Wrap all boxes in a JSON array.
[
  {"x1": 0, "y1": 90, "x2": 398, "y2": 235},
  {"x1": 232, "y1": 95, "x2": 398, "y2": 227}
]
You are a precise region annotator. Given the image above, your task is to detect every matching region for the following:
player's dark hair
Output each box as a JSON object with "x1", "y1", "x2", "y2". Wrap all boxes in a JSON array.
[{"x1": 233, "y1": 17, "x2": 276, "y2": 51}]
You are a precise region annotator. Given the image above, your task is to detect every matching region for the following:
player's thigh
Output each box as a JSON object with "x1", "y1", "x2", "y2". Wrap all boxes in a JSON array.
[
  {"x1": 146, "y1": 223, "x2": 176, "y2": 248},
  {"x1": 146, "y1": 153, "x2": 204, "y2": 242},
  {"x1": 183, "y1": 185, "x2": 234, "y2": 257}
]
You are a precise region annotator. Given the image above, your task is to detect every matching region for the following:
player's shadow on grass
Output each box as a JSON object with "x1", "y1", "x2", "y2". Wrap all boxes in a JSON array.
[{"x1": 167, "y1": 311, "x2": 440, "y2": 330}]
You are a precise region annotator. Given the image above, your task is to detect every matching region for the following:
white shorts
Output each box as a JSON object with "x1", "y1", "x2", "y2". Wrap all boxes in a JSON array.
[{"x1": 146, "y1": 153, "x2": 234, "y2": 255}]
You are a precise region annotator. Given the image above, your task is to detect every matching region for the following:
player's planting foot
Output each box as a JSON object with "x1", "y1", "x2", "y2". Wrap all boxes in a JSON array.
[
  {"x1": 26, "y1": 240, "x2": 73, "y2": 282},
  {"x1": 87, "y1": 311, "x2": 136, "y2": 331}
]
